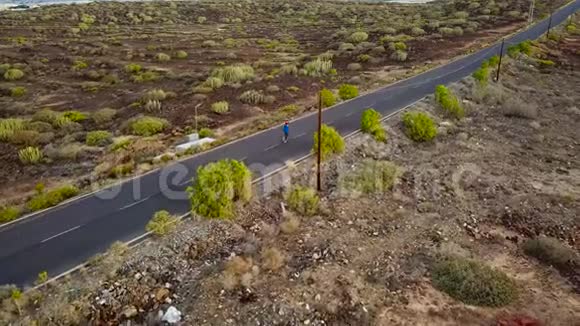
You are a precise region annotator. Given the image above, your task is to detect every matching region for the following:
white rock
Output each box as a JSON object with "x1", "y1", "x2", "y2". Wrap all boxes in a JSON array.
[{"x1": 162, "y1": 306, "x2": 182, "y2": 324}]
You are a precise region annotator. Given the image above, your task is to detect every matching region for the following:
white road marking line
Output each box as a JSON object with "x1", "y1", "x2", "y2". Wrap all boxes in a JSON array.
[
  {"x1": 264, "y1": 144, "x2": 278, "y2": 151},
  {"x1": 119, "y1": 196, "x2": 151, "y2": 210},
  {"x1": 178, "y1": 180, "x2": 190, "y2": 186},
  {"x1": 41, "y1": 225, "x2": 81, "y2": 243},
  {"x1": 292, "y1": 132, "x2": 306, "y2": 139},
  {"x1": 239, "y1": 156, "x2": 248, "y2": 162},
  {"x1": 345, "y1": 112, "x2": 354, "y2": 117}
]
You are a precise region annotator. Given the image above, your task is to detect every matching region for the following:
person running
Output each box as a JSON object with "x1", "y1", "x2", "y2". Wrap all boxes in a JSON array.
[{"x1": 282, "y1": 120, "x2": 289, "y2": 143}]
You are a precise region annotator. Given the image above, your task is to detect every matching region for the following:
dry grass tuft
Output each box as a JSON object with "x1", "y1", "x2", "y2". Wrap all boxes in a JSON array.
[
  {"x1": 261, "y1": 247, "x2": 285, "y2": 271},
  {"x1": 222, "y1": 256, "x2": 258, "y2": 290},
  {"x1": 502, "y1": 97, "x2": 537, "y2": 119}
]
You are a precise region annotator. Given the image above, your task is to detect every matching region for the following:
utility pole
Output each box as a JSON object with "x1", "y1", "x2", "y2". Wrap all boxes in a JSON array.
[
  {"x1": 528, "y1": 0, "x2": 535, "y2": 23},
  {"x1": 546, "y1": 12, "x2": 553, "y2": 38},
  {"x1": 316, "y1": 91, "x2": 322, "y2": 192},
  {"x1": 496, "y1": 38, "x2": 505, "y2": 82},
  {"x1": 194, "y1": 103, "x2": 201, "y2": 133}
]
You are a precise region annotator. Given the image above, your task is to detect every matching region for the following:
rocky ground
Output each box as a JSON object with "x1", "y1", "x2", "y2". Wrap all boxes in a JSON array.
[{"x1": 1, "y1": 13, "x2": 579, "y2": 326}]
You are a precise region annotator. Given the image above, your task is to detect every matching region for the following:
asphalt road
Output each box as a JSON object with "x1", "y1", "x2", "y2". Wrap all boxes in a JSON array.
[{"x1": 1, "y1": 1, "x2": 578, "y2": 287}]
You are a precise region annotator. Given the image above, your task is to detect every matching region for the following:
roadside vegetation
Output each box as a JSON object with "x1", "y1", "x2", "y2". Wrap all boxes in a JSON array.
[
  {"x1": 361, "y1": 108, "x2": 387, "y2": 142},
  {"x1": 188, "y1": 159, "x2": 252, "y2": 219},
  {"x1": 312, "y1": 124, "x2": 345, "y2": 161}
]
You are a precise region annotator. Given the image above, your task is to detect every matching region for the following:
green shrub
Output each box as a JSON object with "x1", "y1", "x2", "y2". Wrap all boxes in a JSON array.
[
  {"x1": 125, "y1": 63, "x2": 142, "y2": 73},
  {"x1": 472, "y1": 62, "x2": 490, "y2": 85},
  {"x1": 390, "y1": 50, "x2": 408, "y2": 62},
  {"x1": 286, "y1": 186, "x2": 319, "y2": 216},
  {"x1": 389, "y1": 41, "x2": 407, "y2": 51},
  {"x1": 187, "y1": 159, "x2": 252, "y2": 219},
  {"x1": 72, "y1": 60, "x2": 88, "y2": 71},
  {"x1": 132, "y1": 71, "x2": 159, "y2": 83},
  {"x1": 303, "y1": 58, "x2": 333, "y2": 77},
  {"x1": 507, "y1": 40, "x2": 532, "y2": 58},
  {"x1": 357, "y1": 54, "x2": 371, "y2": 62},
  {"x1": 280, "y1": 64, "x2": 298, "y2": 75},
  {"x1": 239, "y1": 90, "x2": 265, "y2": 104},
  {"x1": 338, "y1": 84, "x2": 359, "y2": 100},
  {"x1": 488, "y1": 55, "x2": 500, "y2": 67},
  {"x1": 523, "y1": 236, "x2": 579, "y2": 271},
  {"x1": 155, "y1": 53, "x2": 171, "y2": 62},
  {"x1": 0, "y1": 118, "x2": 25, "y2": 141},
  {"x1": 313, "y1": 124, "x2": 345, "y2": 161},
  {"x1": 142, "y1": 89, "x2": 167, "y2": 102},
  {"x1": 18, "y1": 146, "x2": 43, "y2": 165},
  {"x1": 54, "y1": 116, "x2": 76, "y2": 129},
  {"x1": 0, "y1": 206, "x2": 20, "y2": 223},
  {"x1": 435, "y1": 85, "x2": 465, "y2": 119},
  {"x1": 439, "y1": 27, "x2": 454, "y2": 36},
  {"x1": 27, "y1": 185, "x2": 79, "y2": 211},
  {"x1": 197, "y1": 16, "x2": 207, "y2": 24},
  {"x1": 10, "y1": 86, "x2": 26, "y2": 97},
  {"x1": 280, "y1": 104, "x2": 300, "y2": 116},
  {"x1": 175, "y1": 50, "x2": 188, "y2": 59},
  {"x1": 432, "y1": 257, "x2": 518, "y2": 307},
  {"x1": 86, "y1": 130, "x2": 112, "y2": 146},
  {"x1": 129, "y1": 116, "x2": 169, "y2": 136},
  {"x1": 361, "y1": 108, "x2": 387, "y2": 142},
  {"x1": 211, "y1": 64, "x2": 255, "y2": 83},
  {"x1": 411, "y1": 27, "x2": 426, "y2": 36},
  {"x1": 92, "y1": 108, "x2": 116, "y2": 125},
  {"x1": 36, "y1": 271, "x2": 48, "y2": 285},
  {"x1": 536, "y1": 59, "x2": 555, "y2": 68},
  {"x1": 349, "y1": 31, "x2": 369, "y2": 43},
  {"x1": 402, "y1": 112, "x2": 437, "y2": 142},
  {"x1": 211, "y1": 101, "x2": 230, "y2": 114},
  {"x1": 198, "y1": 128, "x2": 214, "y2": 138},
  {"x1": 109, "y1": 163, "x2": 134, "y2": 178},
  {"x1": 339, "y1": 159, "x2": 399, "y2": 195},
  {"x1": 4, "y1": 68, "x2": 24, "y2": 81},
  {"x1": 146, "y1": 210, "x2": 179, "y2": 236},
  {"x1": 320, "y1": 88, "x2": 336, "y2": 108},
  {"x1": 204, "y1": 77, "x2": 224, "y2": 89},
  {"x1": 63, "y1": 110, "x2": 88, "y2": 122}
]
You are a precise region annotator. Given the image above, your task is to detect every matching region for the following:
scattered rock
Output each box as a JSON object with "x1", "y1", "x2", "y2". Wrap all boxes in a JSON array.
[{"x1": 162, "y1": 306, "x2": 182, "y2": 324}]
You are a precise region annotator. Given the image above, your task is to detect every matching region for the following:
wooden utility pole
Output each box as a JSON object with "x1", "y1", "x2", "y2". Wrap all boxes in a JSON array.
[
  {"x1": 195, "y1": 104, "x2": 199, "y2": 132},
  {"x1": 496, "y1": 38, "x2": 505, "y2": 82},
  {"x1": 528, "y1": 0, "x2": 535, "y2": 23},
  {"x1": 316, "y1": 91, "x2": 322, "y2": 192}
]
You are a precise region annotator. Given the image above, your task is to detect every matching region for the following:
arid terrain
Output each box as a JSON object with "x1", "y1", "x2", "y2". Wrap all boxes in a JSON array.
[
  {"x1": 0, "y1": 13, "x2": 578, "y2": 326},
  {"x1": 0, "y1": 0, "x2": 569, "y2": 223}
]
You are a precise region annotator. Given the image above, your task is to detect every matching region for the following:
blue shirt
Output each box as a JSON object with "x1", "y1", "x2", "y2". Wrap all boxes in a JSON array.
[{"x1": 283, "y1": 124, "x2": 289, "y2": 134}]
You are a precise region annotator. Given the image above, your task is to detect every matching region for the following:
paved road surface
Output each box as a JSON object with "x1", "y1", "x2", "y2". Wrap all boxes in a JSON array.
[{"x1": 1, "y1": 0, "x2": 578, "y2": 287}]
